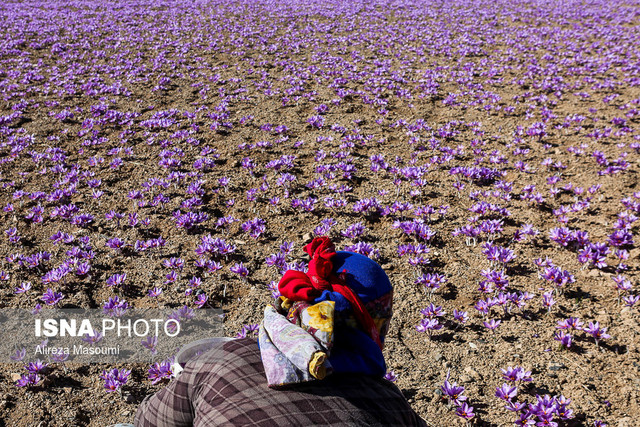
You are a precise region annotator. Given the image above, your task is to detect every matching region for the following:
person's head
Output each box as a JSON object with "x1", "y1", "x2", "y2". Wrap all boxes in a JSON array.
[
  {"x1": 329, "y1": 250, "x2": 393, "y2": 345},
  {"x1": 277, "y1": 236, "x2": 393, "y2": 376}
]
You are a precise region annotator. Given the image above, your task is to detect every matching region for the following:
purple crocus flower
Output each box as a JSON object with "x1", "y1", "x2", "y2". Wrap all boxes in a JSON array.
[
  {"x1": 554, "y1": 331, "x2": 572, "y2": 349},
  {"x1": 501, "y1": 366, "x2": 532, "y2": 383},
  {"x1": 420, "y1": 303, "x2": 446, "y2": 319},
  {"x1": 235, "y1": 324, "x2": 259, "y2": 338},
  {"x1": 16, "y1": 373, "x2": 41, "y2": 388},
  {"x1": 106, "y1": 273, "x2": 127, "y2": 288},
  {"x1": 230, "y1": 262, "x2": 249, "y2": 279},
  {"x1": 266, "y1": 252, "x2": 287, "y2": 270},
  {"x1": 32, "y1": 303, "x2": 42, "y2": 315},
  {"x1": 483, "y1": 318, "x2": 501, "y2": 331},
  {"x1": 542, "y1": 291, "x2": 556, "y2": 312},
  {"x1": 307, "y1": 115, "x2": 325, "y2": 128},
  {"x1": 440, "y1": 378, "x2": 467, "y2": 406},
  {"x1": 583, "y1": 321, "x2": 611, "y2": 345},
  {"x1": 82, "y1": 331, "x2": 104, "y2": 345},
  {"x1": 343, "y1": 242, "x2": 380, "y2": 259},
  {"x1": 453, "y1": 309, "x2": 469, "y2": 326},
  {"x1": 514, "y1": 412, "x2": 536, "y2": 426},
  {"x1": 314, "y1": 218, "x2": 336, "y2": 236},
  {"x1": 415, "y1": 273, "x2": 446, "y2": 292},
  {"x1": 416, "y1": 318, "x2": 442, "y2": 337},
  {"x1": 455, "y1": 402, "x2": 475, "y2": 420},
  {"x1": 557, "y1": 317, "x2": 583, "y2": 330},
  {"x1": 141, "y1": 336, "x2": 158, "y2": 354},
  {"x1": 50, "y1": 351, "x2": 69, "y2": 363},
  {"x1": 194, "y1": 293, "x2": 208, "y2": 308},
  {"x1": 15, "y1": 282, "x2": 31, "y2": 294},
  {"x1": 495, "y1": 383, "x2": 517, "y2": 401},
  {"x1": 241, "y1": 217, "x2": 267, "y2": 239},
  {"x1": 341, "y1": 222, "x2": 366, "y2": 239},
  {"x1": 623, "y1": 294, "x2": 639, "y2": 307},
  {"x1": 384, "y1": 371, "x2": 397, "y2": 382},
  {"x1": 165, "y1": 270, "x2": 179, "y2": 284},
  {"x1": 76, "y1": 262, "x2": 91, "y2": 277},
  {"x1": 26, "y1": 359, "x2": 48, "y2": 374},
  {"x1": 100, "y1": 368, "x2": 130, "y2": 392},
  {"x1": 162, "y1": 257, "x2": 185, "y2": 270},
  {"x1": 148, "y1": 360, "x2": 173, "y2": 385},
  {"x1": 505, "y1": 400, "x2": 527, "y2": 412},
  {"x1": 105, "y1": 237, "x2": 126, "y2": 250},
  {"x1": 11, "y1": 348, "x2": 26, "y2": 362},
  {"x1": 103, "y1": 296, "x2": 129, "y2": 317},
  {"x1": 148, "y1": 287, "x2": 163, "y2": 298},
  {"x1": 41, "y1": 288, "x2": 64, "y2": 306},
  {"x1": 268, "y1": 280, "x2": 281, "y2": 299},
  {"x1": 529, "y1": 394, "x2": 558, "y2": 424}
]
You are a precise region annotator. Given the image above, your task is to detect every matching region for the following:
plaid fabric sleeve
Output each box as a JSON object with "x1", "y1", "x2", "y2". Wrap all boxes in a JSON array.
[
  {"x1": 134, "y1": 366, "x2": 194, "y2": 427},
  {"x1": 135, "y1": 338, "x2": 428, "y2": 426}
]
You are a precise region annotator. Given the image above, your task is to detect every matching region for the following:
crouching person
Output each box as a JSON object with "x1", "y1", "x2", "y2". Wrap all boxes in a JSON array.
[{"x1": 135, "y1": 237, "x2": 427, "y2": 426}]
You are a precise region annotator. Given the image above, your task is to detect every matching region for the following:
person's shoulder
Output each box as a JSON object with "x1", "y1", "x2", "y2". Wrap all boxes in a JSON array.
[
  {"x1": 220, "y1": 337, "x2": 259, "y2": 352},
  {"x1": 177, "y1": 338, "x2": 261, "y2": 380},
  {"x1": 187, "y1": 337, "x2": 259, "y2": 365},
  {"x1": 181, "y1": 338, "x2": 265, "y2": 391}
]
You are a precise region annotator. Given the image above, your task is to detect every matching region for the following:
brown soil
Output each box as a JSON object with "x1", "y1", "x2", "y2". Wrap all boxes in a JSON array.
[{"x1": 0, "y1": 0, "x2": 639, "y2": 426}]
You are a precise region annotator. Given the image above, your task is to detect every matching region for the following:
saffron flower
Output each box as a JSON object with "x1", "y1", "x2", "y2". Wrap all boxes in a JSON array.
[
  {"x1": 583, "y1": 321, "x2": 611, "y2": 345},
  {"x1": 148, "y1": 360, "x2": 173, "y2": 385},
  {"x1": 343, "y1": 242, "x2": 380, "y2": 259},
  {"x1": 453, "y1": 309, "x2": 469, "y2": 326},
  {"x1": 623, "y1": 294, "x2": 639, "y2": 307},
  {"x1": 384, "y1": 371, "x2": 397, "y2": 382},
  {"x1": 100, "y1": 368, "x2": 130, "y2": 392},
  {"x1": 440, "y1": 377, "x2": 467, "y2": 406},
  {"x1": 483, "y1": 318, "x2": 501, "y2": 331},
  {"x1": 141, "y1": 336, "x2": 158, "y2": 354},
  {"x1": 420, "y1": 303, "x2": 446, "y2": 318},
  {"x1": 82, "y1": 331, "x2": 104, "y2": 345},
  {"x1": 26, "y1": 359, "x2": 48, "y2": 374},
  {"x1": 501, "y1": 366, "x2": 532, "y2": 383},
  {"x1": 542, "y1": 291, "x2": 556, "y2": 313},
  {"x1": 556, "y1": 317, "x2": 583, "y2": 331},
  {"x1": 103, "y1": 296, "x2": 129, "y2": 317},
  {"x1": 553, "y1": 331, "x2": 572, "y2": 348},
  {"x1": 15, "y1": 282, "x2": 31, "y2": 294},
  {"x1": 236, "y1": 324, "x2": 259, "y2": 338},
  {"x1": 148, "y1": 287, "x2": 163, "y2": 298},
  {"x1": 41, "y1": 288, "x2": 64, "y2": 306},
  {"x1": 11, "y1": 348, "x2": 26, "y2": 361},
  {"x1": 16, "y1": 373, "x2": 41, "y2": 388},
  {"x1": 495, "y1": 383, "x2": 517, "y2": 401},
  {"x1": 416, "y1": 318, "x2": 442, "y2": 337},
  {"x1": 416, "y1": 273, "x2": 446, "y2": 292},
  {"x1": 106, "y1": 273, "x2": 127, "y2": 288},
  {"x1": 105, "y1": 237, "x2": 126, "y2": 250},
  {"x1": 230, "y1": 262, "x2": 249, "y2": 279},
  {"x1": 455, "y1": 402, "x2": 475, "y2": 420},
  {"x1": 194, "y1": 293, "x2": 208, "y2": 308}
]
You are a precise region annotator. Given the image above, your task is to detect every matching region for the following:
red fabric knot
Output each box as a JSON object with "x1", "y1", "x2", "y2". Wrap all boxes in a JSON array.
[
  {"x1": 278, "y1": 236, "x2": 383, "y2": 350},
  {"x1": 310, "y1": 275, "x2": 331, "y2": 291}
]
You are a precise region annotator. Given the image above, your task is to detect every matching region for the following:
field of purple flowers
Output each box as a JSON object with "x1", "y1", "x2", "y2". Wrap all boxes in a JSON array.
[{"x1": 1, "y1": 0, "x2": 639, "y2": 425}]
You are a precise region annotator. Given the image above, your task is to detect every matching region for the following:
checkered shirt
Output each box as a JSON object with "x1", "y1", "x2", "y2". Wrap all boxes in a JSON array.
[{"x1": 134, "y1": 338, "x2": 427, "y2": 426}]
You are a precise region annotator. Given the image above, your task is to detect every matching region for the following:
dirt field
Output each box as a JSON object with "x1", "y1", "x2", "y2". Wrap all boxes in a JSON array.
[{"x1": 0, "y1": 0, "x2": 639, "y2": 425}]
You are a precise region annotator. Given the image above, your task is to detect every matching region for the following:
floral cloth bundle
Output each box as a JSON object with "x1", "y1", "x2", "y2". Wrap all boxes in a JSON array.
[{"x1": 259, "y1": 298, "x2": 335, "y2": 387}]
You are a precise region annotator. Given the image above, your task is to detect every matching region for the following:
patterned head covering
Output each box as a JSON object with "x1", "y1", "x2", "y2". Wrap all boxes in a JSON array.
[{"x1": 258, "y1": 236, "x2": 393, "y2": 388}]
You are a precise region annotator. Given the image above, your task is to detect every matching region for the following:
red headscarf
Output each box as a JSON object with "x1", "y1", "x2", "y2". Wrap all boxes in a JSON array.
[{"x1": 278, "y1": 237, "x2": 383, "y2": 349}]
